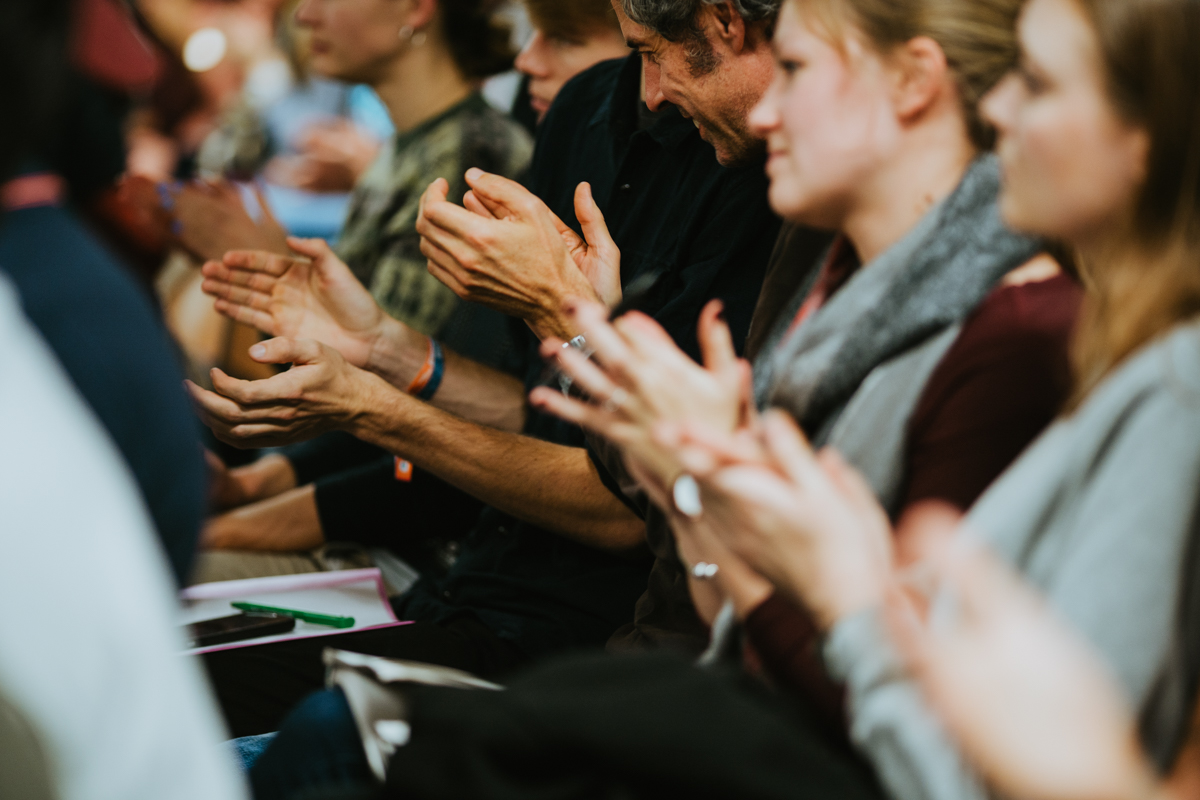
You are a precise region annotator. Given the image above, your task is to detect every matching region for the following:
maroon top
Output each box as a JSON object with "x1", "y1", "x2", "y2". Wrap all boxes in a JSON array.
[{"x1": 744, "y1": 273, "x2": 1083, "y2": 729}]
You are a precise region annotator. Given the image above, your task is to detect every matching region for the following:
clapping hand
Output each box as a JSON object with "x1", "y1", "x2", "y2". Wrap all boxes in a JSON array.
[
  {"x1": 169, "y1": 179, "x2": 289, "y2": 262},
  {"x1": 669, "y1": 410, "x2": 895, "y2": 631},
  {"x1": 530, "y1": 298, "x2": 752, "y2": 489},
  {"x1": 416, "y1": 170, "x2": 621, "y2": 339},
  {"x1": 886, "y1": 536, "x2": 1162, "y2": 800},
  {"x1": 200, "y1": 237, "x2": 390, "y2": 370},
  {"x1": 184, "y1": 336, "x2": 388, "y2": 449}
]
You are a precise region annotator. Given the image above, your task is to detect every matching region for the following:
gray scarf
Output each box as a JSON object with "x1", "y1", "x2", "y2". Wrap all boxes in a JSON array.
[
  {"x1": 753, "y1": 155, "x2": 1041, "y2": 510},
  {"x1": 756, "y1": 155, "x2": 1039, "y2": 431}
]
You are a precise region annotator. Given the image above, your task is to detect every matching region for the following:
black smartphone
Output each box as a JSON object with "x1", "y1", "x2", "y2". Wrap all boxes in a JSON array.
[{"x1": 187, "y1": 612, "x2": 295, "y2": 648}]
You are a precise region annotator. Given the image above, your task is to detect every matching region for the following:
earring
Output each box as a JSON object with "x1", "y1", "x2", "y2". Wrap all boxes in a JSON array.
[{"x1": 399, "y1": 25, "x2": 427, "y2": 46}]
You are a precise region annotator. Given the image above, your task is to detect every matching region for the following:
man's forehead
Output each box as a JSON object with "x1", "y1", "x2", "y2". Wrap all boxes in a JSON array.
[{"x1": 610, "y1": 0, "x2": 660, "y2": 50}]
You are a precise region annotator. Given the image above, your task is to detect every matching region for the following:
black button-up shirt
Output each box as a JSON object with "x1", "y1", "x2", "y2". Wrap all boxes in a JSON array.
[{"x1": 395, "y1": 55, "x2": 781, "y2": 659}]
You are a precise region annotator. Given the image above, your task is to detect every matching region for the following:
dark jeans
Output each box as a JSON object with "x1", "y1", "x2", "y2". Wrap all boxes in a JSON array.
[
  {"x1": 203, "y1": 615, "x2": 524, "y2": 737},
  {"x1": 249, "y1": 652, "x2": 885, "y2": 800},
  {"x1": 250, "y1": 688, "x2": 377, "y2": 800}
]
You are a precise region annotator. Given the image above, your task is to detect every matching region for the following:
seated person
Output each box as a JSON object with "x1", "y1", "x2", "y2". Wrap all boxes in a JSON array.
[
  {"x1": 250, "y1": 0, "x2": 1200, "y2": 796},
  {"x1": 193, "y1": 0, "x2": 629, "y2": 587},
  {"x1": 179, "y1": 0, "x2": 535, "y2": 584},
  {"x1": 0, "y1": 0, "x2": 210, "y2": 585},
  {"x1": 190, "y1": 0, "x2": 783, "y2": 736}
]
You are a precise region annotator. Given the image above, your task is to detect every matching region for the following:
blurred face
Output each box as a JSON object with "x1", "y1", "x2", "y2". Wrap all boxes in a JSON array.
[
  {"x1": 516, "y1": 26, "x2": 629, "y2": 122},
  {"x1": 981, "y1": 0, "x2": 1148, "y2": 246},
  {"x1": 294, "y1": 0, "x2": 411, "y2": 85},
  {"x1": 748, "y1": 2, "x2": 902, "y2": 227},
  {"x1": 613, "y1": 0, "x2": 772, "y2": 165}
]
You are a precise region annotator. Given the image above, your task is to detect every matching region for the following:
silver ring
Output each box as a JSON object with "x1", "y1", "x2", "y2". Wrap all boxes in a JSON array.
[
  {"x1": 604, "y1": 387, "x2": 629, "y2": 413},
  {"x1": 672, "y1": 474, "x2": 703, "y2": 518},
  {"x1": 691, "y1": 561, "x2": 719, "y2": 580}
]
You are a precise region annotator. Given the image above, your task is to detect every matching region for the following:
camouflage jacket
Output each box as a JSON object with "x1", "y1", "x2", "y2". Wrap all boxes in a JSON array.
[{"x1": 337, "y1": 92, "x2": 533, "y2": 336}]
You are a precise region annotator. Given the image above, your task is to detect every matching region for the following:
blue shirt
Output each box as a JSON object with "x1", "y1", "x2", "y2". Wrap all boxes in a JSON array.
[{"x1": 0, "y1": 203, "x2": 206, "y2": 585}]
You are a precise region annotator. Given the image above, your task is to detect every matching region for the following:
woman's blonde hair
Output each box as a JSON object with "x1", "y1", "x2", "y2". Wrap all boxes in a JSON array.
[
  {"x1": 1068, "y1": 0, "x2": 1200, "y2": 404},
  {"x1": 793, "y1": 0, "x2": 1023, "y2": 150}
]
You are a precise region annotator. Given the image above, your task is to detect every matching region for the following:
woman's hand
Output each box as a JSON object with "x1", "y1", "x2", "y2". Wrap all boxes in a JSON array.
[
  {"x1": 200, "y1": 237, "x2": 397, "y2": 371},
  {"x1": 674, "y1": 410, "x2": 895, "y2": 631},
  {"x1": 529, "y1": 298, "x2": 751, "y2": 490},
  {"x1": 886, "y1": 538, "x2": 1162, "y2": 800}
]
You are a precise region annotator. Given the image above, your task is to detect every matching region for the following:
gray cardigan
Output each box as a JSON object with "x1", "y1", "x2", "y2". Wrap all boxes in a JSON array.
[{"x1": 824, "y1": 319, "x2": 1200, "y2": 800}]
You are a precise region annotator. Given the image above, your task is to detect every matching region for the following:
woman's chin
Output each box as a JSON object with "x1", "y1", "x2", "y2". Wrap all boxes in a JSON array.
[{"x1": 767, "y1": 182, "x2": 807, "y2": 223}]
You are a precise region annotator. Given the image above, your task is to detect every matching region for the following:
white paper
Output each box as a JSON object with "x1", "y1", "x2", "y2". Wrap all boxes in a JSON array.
[{"x1": 180, "y1": 568, "x2": 406, "y2": 655}]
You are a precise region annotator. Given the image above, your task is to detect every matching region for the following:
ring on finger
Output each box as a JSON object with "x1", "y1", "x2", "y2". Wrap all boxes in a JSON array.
[
  {"x1": 673, "y1": 474, "x2": 703, "y2": 518},
  {"x1": 604, "y1": 387, "x2": 630, "y2": 414},
  {"x1": 690, "y1": 561, "x2": 719, "y2": 580}
]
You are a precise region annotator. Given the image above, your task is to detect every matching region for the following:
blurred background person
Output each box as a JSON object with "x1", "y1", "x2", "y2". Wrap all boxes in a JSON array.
[
  {"x1": 515, "y1": 0, "x2": 628, "y2": 124},
  {"x1": 0, "y1": 1, "x2": 248, "y2": 796},
  {"x1": 0, "y1": 0, "x2": 208, "y2": 586}
]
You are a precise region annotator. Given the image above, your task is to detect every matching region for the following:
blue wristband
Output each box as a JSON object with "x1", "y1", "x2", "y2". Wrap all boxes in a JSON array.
[{"x1": 415, "y1": 339, "x2": 444, "y2": 401}]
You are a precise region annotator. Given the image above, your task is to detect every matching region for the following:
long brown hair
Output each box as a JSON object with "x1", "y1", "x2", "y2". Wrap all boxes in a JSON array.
[
  {"x1": 1069, "y1": 0, "x2": 1200, "y2": 403},
  {"x1": 795, "y1": 0, "x2": 1024, "y2": 150},
  {"x1": 525, "y1": 0, "x2": 621, "y2": 42}
]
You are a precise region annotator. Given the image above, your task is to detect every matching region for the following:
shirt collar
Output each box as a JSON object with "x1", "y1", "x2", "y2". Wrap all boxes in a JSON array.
[{"x1": 589, "y1": 55, "x2": 695, "y2": 151}]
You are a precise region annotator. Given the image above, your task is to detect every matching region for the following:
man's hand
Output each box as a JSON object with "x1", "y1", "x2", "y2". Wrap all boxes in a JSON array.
[
  {"x1": 170, "y1": 180, "x2": 289, "y2": 262},
  {"x1": 416, "y1": 169, "x2": 621, "y2": 340},
  {"x1": 205, "y1": 450, "x2": 297, "y2": 512},
  {"x1": 185, "y1": 337, "x2": 387, "y2": 448},
  {"x1": 201, "y1": 237, "x2": 404, "y2": 371}
]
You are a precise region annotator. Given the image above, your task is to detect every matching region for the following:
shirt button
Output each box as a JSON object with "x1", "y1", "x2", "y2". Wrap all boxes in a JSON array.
[
  {"x1": 497, "y1": 525, "x2": 508, "y2": 534},
  {"x1": 620, "y1": 183, "x2": 631, "y2": 191},
  {"x1": 442, "y1": 590, "x2": 452, "y2": 600}
]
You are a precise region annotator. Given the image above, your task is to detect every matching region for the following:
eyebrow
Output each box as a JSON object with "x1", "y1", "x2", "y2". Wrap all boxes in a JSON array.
[{"x1": 625, "y1": 36, "x2": 647, "y2": 51}]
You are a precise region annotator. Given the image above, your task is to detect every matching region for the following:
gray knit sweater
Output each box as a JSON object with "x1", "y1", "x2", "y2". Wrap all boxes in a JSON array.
[{"x1": 824, "y1": 319, "x2": 1200, "y2": 800}]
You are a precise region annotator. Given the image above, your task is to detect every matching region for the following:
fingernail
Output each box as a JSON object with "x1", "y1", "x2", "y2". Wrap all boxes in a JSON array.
[
  {"x1": 466, "y1": 168, "x2": 483, "y2": 181},
  {"x1": 250, "y1": 344, "x2": 267, "y2": 359}
]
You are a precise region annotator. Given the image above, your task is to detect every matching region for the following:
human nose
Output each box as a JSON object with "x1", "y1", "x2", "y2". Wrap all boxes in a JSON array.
[
  {"x1": 642, "y1": 60, "x2": 667, "y2": 111},
  {"x1": 515, "y1": 31, "x2": 550, "y2": 79},
  {"x1": 981, "y1": 72, "x2": 1021, "y2": 139},
  {"x1": 294, "y1": 0, "x2": 318, "y2": 27},
  {"x1": 749, "y1": 73, "x2": 783, "y2": 137}
]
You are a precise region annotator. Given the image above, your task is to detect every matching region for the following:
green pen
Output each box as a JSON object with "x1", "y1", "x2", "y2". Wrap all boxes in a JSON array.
[{"x1": 232, "y1": 602, "x2": 355, "y2": 629}]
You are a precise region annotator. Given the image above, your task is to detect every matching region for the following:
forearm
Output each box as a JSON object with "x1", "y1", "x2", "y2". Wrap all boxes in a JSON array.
[
  {"x1": 202, "y1": 485, "x2": 324, "y2": 552},
  {"x1": 346, "y1": 383, "x2": 644, "y2": 552},
  {"x1": 366, "y1": 316, "x2": 527, "y2": 432}
]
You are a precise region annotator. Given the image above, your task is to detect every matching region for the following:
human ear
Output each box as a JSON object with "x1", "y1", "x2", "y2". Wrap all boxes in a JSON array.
[
  {"x1": 403, "y1": 0, "x2": 437, "y2": 32},
  {"x1": 890, "y1": 36, "x2": 950, "y2": 123},
  {"x1": 706, "y1": 1, "x2": 748, "y2": 53}
]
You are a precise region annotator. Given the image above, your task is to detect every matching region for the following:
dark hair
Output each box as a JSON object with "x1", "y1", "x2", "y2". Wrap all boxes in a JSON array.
[
  {"x1": 525, "y1": 0, "x2": 622, "y2": 42},
  {"x1": 441, "y1": 0, "x2": 518, "y2": 80},
  {"x1": 0, "y1": 0, "x2": 70, "y2": 182},
  {"x1": 1067, "y1": 0, "x2": 1200, "y2": 402},
  {"x1": 620, "y1": 0, "x2": 782, "y2": 41}
]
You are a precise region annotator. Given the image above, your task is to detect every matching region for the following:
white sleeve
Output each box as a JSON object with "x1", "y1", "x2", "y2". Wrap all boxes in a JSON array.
[{"x1": 0, "y1": 275, "x2": 248, "y2": 800}]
